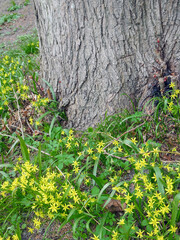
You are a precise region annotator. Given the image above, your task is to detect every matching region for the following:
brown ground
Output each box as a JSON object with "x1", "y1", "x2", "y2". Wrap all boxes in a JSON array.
[{"x1": 0, "y1": 0, "x2": 36, "y2": 45}]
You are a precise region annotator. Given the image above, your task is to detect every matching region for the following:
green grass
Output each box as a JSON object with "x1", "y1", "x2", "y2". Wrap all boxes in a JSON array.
[{"x1": 0, "y1": 34, "x2": 180, "y2": 240}]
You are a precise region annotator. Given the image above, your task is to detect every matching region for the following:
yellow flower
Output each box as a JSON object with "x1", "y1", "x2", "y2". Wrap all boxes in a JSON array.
[
  {"x1": 160, "y1": 204, "x2": 170, "y2": 215},
  {"x1": 139, "y1": 148, "x2": 145, "y2": 154},
  {"x1": 35, "y1": 120, "x2": 40, "y2": 126},
  {"x1": 66, "y1": 142, "x2": 71, "y2": 148},
  {"x1": 169, "y1": 82, "x2": 175, "y2": 88},
  {"x1": 4, "y1": 100, "x2": 8, "y2": 106},
  {"x1": 73, "y1": 166, "x2": 79, "y2": 173},
  {"x1": 118, "y1": 146, "x2": 123, "y2": 152},
  {"x1": 69, "y1": 129, "x2": 74, "y2": 135},
  {"x1": 147, "y1": 231, "x2": 154, "y2": 237},
  {"x1": 135, "y1": 190, "x2": 143, "y2": 199},
  {"x1": 92, "y1": 154, "x2": 98, "y2": 160},
  {"x1": 33, "y1": 218, "x2": 41, "y2": 229},
  {"x1": 136, "y1": 229, "x2": 144, "y2": 238},
  {"x1": 78, "y1": 151, "x2": 83, "y2": 156},
  {"x1": 157, "y1": 236, "x2": 164, "y2": 240},
  {"x1": 145, "y1": 182, "x2": 154, "y2": 192},
  {"x1": 168, "y1": 225, "x2": 177, "y2": 233},
  {"x1": 131, "y1": 137, "x2": 137, "y2": 144},
  {"x1": 98, "y1": 141, "x2": 105, "y2": 147},
  {"x1": 87, "y1": 147, "x2": 93, "y2": 154},
  {"x1": 72, "y1": 160, "x2": 79, "y2": 167},
  {"x1": 113, "y1": 140, "x2": 119, "y2": 146},
  {"x1": 49, "y1": 203, "x2": 59, "y2": 213},
  {"x1": 96, "y1": 146, "x2": 103, "y2": 153},
  {"x1": 112, "y1": 230, "x2": 118, "y2": 240},
  {"x1": 28, "y1": 227, "x2": 34, "y2": 233},
  {"x1": 1, "y1": 181, "x2": 9, "y2": 189},
  {"x1": 149, "y1": 217, "x2": 160, "y2": 227},
  {"x1": 12, "y1": 234, "x2": 19, "y2": 240},
  {"x1": 118, "y1": 218, "x2": 125, "y2": 225},
  {"x1": 134, "y1": 161, "x2": 142, "y2": 171},
  {"x1": 91, "y1": 234, "x2": 100, "y2": 240},
  {"x1": 68, "y1": 135, "x2": 74, "y2": 141},
  {"x1": 172, "y1": 147, "x2": 177, "y2": 152}
]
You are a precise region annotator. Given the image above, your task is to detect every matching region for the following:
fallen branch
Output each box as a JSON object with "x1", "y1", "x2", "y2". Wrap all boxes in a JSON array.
[{"x1": 103, "y1": 122, "x2": 145, "y2": 150}]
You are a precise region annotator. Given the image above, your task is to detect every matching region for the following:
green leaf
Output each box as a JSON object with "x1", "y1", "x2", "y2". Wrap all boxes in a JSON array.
[
  {"x1": 0, "y1": 171, "x2": 11, "y2": 180},
  {"x1": 58, "y1": 208, "x2": 76, "y2": 232},
  {"x1": 97, "y1": 182, "x2": 112, "y2": 204},
  {"x1": 37, "y1": 143, "x2": 42, "y2": 177},
  {"x1": 92, "y1": 158, "x2": 100, "y2": 185},
  {"x1": 89, "y1": 174, "x2": 104, "y2": 189},
  {"x1": 88, "y1": 127, "x2": 94, "y2": 132},
  {"x1": 91, "y1": 186, "x2": 100, "y2": 195},
  {"x1": 102, "y1": 181, "x2": 125, "y2": 209},
  {"x1": 99, "y1": 212, "x2": 108, "y2": 239},
  {"x1": 86, "y1": 218, "x2": 94, "y2": 235},
  {"x1": 7, "y1": 139, "x2": 19, "y2": 155},
  {"x1": 49, "y1": 113, "x2": 59, "y2": 137},
  {"x1": 0, "y1": 163, "x2": 13, "y2": 168},
  {"x1": 171, "y1": 192, "x2": 180, "y2": 226},
  {"x1": 73, "y1": 216, "x2": 85, "y2": 238},
  {"x1": 141, "y1": 219, "x2": 148, "y2": 226},
  {"x1": 17, "y1": 136, "x2": 29, "y2": 161},
  {"x1": 153, "y1": 167, "x2": 165, "y2": 195},
  {"x1": 43, "y1": 214, "x2": 59, "y2": 240},
  {"x1": 42, "y1": 78, "x2": 56, "y2": 100}
]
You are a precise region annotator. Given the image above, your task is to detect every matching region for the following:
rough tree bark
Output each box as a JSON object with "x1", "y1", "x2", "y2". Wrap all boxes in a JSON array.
[{"x1": 33, "y1": 0, "x2": 180, "y2": 130}]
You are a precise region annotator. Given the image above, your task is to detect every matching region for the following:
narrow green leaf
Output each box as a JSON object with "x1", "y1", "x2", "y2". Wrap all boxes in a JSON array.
[
  {"x1": 89, "y1": 174, "x2": 104, "y2": 189},
  {"x1": 17, "y1": 136, "x2": 29, "y2": 161},
  {"x1": 43, "y1": 215, "x2": 58, "y2": 240},
  {"x1": 86, "y1": 218, "x2": 94, "y2": 235},
  {"x1": 7, "y1": 139, "x2": 19, "y2": 155},
  {"x1": 37, "y1": 143, "x2": 42, "y2": 177},
  {"x1": 58, "y1": 208, "x2": 76, "y2": 232},
  {"x1": 103, "y1": 182, "x2": 125, "y2": 209},
  {"x1": 73, "y1": 216, "x2": 84, "y2": 237},
  {"x1": 49, "y1": 112, "x2": 59, "y2": 137},
  {"x1": 62, "y1": 185, "x2": 72, "y2": 201},
  {"x1": 42, "y1": 78, "x2": 56, "y2": 100},
  {"x1": 99, "y1": 212, "x2": 108, "y2": 239},
  {"x1": 171, "y1": 192, "x2": 180, "y2": 226},
  {"x1": 154, "y1": 167, "x2": 165, "y2": 195},
  {"x1": 97, "y1": 182, "x2": 112, "y2": 204},
  {"x1": 0, "y1": 171, "x2": 11, "y2": 180},
  {"x1": 92, "y1": 158, "x2": 100, "y2": 185},
  {"x1": 0, "y1": 163, "x2": 13, "y2": 168}
]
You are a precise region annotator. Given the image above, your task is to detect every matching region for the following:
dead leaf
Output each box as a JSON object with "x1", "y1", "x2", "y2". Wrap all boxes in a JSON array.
[{"x1": 103, "y1": 199, "x2": 126, "y2": 213}]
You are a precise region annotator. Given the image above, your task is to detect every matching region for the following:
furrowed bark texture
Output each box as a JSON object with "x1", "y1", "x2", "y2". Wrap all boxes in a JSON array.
[{"x1": 33, "y1": 0, "x2": 180, "y2": 130}]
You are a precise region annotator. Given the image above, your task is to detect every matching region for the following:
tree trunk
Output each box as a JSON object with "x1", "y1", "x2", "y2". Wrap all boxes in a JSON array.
[{"x1": 33, "y1": 0, "x2": 180, "y2": 130}]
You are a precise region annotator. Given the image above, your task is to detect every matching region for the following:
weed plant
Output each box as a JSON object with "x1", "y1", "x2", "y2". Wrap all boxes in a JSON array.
[
  {"x1": 0, "y1": 35, "x2": 180, "y2": 240},
  {"x1": 0, "y1": 13, "x2": 20, "y2": 26}
]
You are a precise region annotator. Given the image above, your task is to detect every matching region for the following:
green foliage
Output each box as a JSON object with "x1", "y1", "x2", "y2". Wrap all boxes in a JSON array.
[
  {"x1": 8, "y1": 1, "x2": 22, "y2": 12},
  {"x1": 0, "y1": 34, "x2": 180, "y2": 240},
  {"x1": 0, "y1": 13, "x2": 20, "y2": 26}
]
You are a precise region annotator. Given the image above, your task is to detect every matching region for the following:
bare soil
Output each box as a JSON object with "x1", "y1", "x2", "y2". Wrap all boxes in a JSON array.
[{"x1": 0, "y1": 0, "x2": 36, "y2": 45}]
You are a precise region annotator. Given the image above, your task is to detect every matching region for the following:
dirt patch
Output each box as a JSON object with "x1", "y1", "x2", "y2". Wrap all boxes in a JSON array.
[{"x1": 0, "y1": 0, "x2": 36, "y2": 45}]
